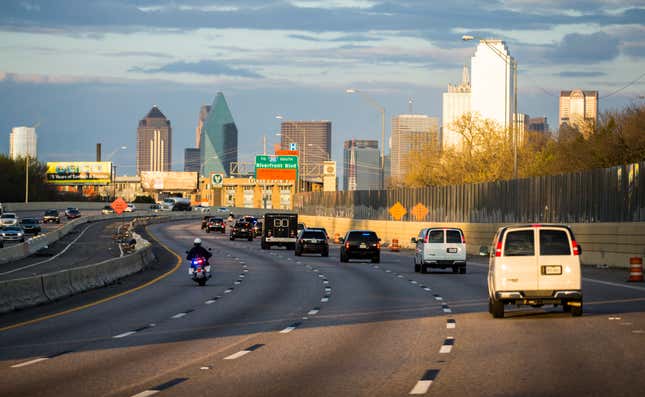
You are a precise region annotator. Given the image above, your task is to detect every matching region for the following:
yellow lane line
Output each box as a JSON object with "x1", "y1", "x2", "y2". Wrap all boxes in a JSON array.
[{"x1": 0, "y1": 225, "x2": 181, "y2": 333}]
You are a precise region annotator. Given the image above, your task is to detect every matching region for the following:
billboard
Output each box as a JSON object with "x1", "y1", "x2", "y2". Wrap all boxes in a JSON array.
[
  {"x1": 140, "y1": 171, "x2": 198, "y2": 191},
  {"x1": 46, "y1": 162, "x2": 112, "y2": 185},
  {"x1": 255, "y1": 155, "x2": 298, "y2": 181}
]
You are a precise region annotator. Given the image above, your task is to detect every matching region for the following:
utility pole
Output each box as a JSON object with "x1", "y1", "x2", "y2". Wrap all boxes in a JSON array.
[{"x1": 25, "y1": 155, "x2": 29, "y2": 204}]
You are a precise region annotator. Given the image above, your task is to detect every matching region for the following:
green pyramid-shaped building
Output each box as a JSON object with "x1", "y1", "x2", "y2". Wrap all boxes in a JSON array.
[{"x1": 200, "y1": 92, "x2": 238, "y2": 177}]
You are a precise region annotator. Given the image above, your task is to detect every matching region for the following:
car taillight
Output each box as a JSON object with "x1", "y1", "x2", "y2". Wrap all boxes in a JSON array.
[
  {"x1": 572, "y1": 240, "x2": 580, "y2": 256},
  {"x1": 424, "y1": 235, "x2": 429, "y2": 243},
  {"x1": 376, "y1": 242, "x2": 380, "y2": 249},
  {"x1": 495, "y1": 241, "x2": 503, "y2": 257},
  {"x1": 345, "y1": 242, "x2": 350, "y2": 249},
  {"x1": 267, "y1": 231, "x2": 272, "y2": 237}
]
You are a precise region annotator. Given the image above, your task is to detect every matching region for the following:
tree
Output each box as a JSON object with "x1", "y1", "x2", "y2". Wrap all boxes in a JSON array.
[{"x1": 0, "y1": 155, "x2": 68, "y2": 202}]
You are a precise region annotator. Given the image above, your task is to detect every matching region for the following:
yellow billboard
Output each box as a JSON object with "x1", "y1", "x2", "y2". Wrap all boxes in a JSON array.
[
  {"x1": 46, "y1": 162, "x2": 112, "y2": 185},
  {"x1": 140, "y1": 171, "x2": 198, "y2": 191}
]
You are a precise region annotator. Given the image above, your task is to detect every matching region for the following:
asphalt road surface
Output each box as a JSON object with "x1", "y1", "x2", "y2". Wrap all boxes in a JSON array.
[{"x1": 0, "y1": 220, "x2": 644, "y2": 397}]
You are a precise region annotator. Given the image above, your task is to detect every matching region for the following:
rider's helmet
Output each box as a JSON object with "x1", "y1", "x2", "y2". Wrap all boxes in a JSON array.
[{"x1": 194, "y1": 238, "x2": 202, "y2": 246}]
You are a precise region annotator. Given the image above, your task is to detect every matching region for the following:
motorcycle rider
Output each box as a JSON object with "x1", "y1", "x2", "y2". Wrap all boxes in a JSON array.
[{"x1": 186, "y1": 238, "x2": 212, "y2": 272}]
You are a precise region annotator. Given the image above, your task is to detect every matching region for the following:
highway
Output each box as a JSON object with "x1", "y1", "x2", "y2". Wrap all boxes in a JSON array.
[{"x1": 1, "y1": 219, "x2": 644, "y2": 396}]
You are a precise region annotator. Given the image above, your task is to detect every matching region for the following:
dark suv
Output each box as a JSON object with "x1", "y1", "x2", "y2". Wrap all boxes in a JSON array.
[
  {"x1": 43, "y1": 209, "x2": 60, "y2": 224},
  {"x1": 230, "y1": 221, "x2": 254, "y2": 241},
  {"x1": 207, "y1": 217, "x2": 226, "y2": 233},
  {"x1": 340, "y1": 230, "x2": 381, "y2": 263},
  {"x1": 296, "y1": 229, "x2": 329, "y2": 257}
]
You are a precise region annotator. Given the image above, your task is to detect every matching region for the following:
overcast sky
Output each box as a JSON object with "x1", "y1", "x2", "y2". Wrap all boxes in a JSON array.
[{"x1": 0, "y1": 0, "x2": 643, "y2": 176}]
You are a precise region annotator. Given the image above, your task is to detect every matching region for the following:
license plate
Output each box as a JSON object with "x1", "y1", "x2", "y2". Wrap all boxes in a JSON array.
[
  {"x1": 542, "y1": 265, "x2": 562, "y2": 275},
  {"x1": 447, "y1": 248, "x2": 457, "y2": 253},
  {"x1": 359, "y1": 243, "x2": 367, "y2": 249}
]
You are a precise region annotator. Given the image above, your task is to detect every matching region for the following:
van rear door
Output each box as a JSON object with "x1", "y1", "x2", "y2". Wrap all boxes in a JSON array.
[
  {"x1": 445, "y1": 229, "x2": 466, "y2": 261},
  {"x1": 498, "y1": 228, "x2": 538, "y2": 292},
  {"x1": 423, "y1": 229, "x2": 445, "y2": 260},
  {"x1": 536, "y1": 227, "x2": 580, "y2": 291}
]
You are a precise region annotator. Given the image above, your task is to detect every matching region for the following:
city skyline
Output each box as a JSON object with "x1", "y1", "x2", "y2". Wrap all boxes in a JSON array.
[{"x1": 0, "y1": 1, "x2": 643, "y2": 177}]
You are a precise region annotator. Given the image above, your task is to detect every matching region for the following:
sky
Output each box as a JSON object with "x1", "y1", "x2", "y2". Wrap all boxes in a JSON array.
[{"x1": 0, "y1": 0, "x2": 643, "y2": 177}]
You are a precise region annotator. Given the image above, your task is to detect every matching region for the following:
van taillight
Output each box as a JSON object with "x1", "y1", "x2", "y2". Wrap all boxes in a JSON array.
[
  {"x1": 461, "y1": 235, "x2": 466, "y2": 244},
  {"x1": 424, "y1": 235, "x2": 429, "y2": 243},
  {"x1": 572, "y1": 240, "x2": 580, "y2": 256},
  {"x1": 495, "y1": 241, "x2": 503, "y2": 257}
]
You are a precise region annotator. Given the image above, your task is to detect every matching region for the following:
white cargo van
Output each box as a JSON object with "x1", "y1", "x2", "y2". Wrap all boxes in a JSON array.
[
  {"x1": 412, "y1": 228, "x2": 467, "y2": 274},
  {"x1": 482, "y1": 224, "x2": 583, "y2": 318}
]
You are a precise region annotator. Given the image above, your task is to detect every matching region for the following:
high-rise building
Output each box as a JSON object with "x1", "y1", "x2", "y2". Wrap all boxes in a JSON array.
[
  {"x1": 136, "y1": 106, "x2": 172, "y2": 174},
  {"x1": 390, "y1": 115, "x2": 439, "y2": 182},
  {"x1": 528, "y1": 117, "x2": 550, "y2": 134},
  {"x1": 201, "y1": 92, "x2": 238, "y2": 177},
  {"x1": 559, "y1": 89, "x2": 598, "y2": 131},
  {"x1": 470, "y1": 40, "x2": 516, "y2": 130},
  {"x1": 195, "y1": 105, "x2": 211, "y2": 148},
  {"x1": 279, "y1": 121, "x2": 331, "y2": 182},
  {"x1": 184, "y1": 148, "x2": 200, "y2": 172},
  {"x1": 9, "y1": 126, "x2": 37, "y2": 160},
  {"x1": 343, "y1": 139, "x2": 380, "y2": 191},
  {"x1": 442, "y1": 63, "x2": 471, "y2": 150},
  {"x1": 513, "y1": 113, "x2": 530, "y2": 146}
]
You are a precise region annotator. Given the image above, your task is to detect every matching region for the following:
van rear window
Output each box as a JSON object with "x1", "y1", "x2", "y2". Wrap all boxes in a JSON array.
[
  {"x1": 427, "y1": 230, "x2": 444, "y2": 243},
  {"x1": 446, "y1": 230, "x2": 462, "y2": 243},
  {"x1": 539, "y1": 230, "x2": 571, "y2": 255},
  {"x1": 504, "y1": 230, "x2": 534, "y2": 256}
]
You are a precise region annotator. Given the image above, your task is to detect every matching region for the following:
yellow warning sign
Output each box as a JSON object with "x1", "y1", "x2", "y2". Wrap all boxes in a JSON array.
[
  {"x1": 411, "y1": 203, "x2": 429, "y2": 221},
  {"x1": 389, "y1": 201, "x2": 407, "y2": 221}
]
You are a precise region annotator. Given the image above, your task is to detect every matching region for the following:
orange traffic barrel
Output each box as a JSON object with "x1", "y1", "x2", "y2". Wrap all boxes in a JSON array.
[
  {"x1": 628, "y1": 257, "x2": 643, "y2": 282},
  {"x1": 390, "y1": 238, "x2": 400, "y2": 252}
]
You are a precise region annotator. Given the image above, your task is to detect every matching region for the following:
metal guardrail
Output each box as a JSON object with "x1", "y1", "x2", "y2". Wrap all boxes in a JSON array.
[{"x1": 295, "y1": 162, "x2": 644, "y2": 223}]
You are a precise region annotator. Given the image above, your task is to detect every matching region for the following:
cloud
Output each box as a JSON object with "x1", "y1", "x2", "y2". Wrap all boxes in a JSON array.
[
  {"x1": 108, "y1": 50, "x2": 170, "y2": 58},
  {"x1": 288, "y1": 33, "x2": 382, "y2": 42},
  {"x1": 557, "y1": 71, "x2": 607, "y2": 77},
  {"x1": 551, "y1": 31, "x2": 620, "y2": 63},
  {"x1": 129, "y1": 60, "x2": 263, "y2": 78}
]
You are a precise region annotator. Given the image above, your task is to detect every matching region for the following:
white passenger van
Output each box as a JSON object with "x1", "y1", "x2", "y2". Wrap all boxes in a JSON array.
[
  {"x1": 482, "y1": 224, "x2": 583, "y2": 318},
  {"x1": 411, "y1": 227, "x2": 467, "y2": 274}
]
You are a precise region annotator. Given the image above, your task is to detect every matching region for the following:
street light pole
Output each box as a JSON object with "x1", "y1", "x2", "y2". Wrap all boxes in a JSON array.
[
  {"x1": 346, "y1": 88, "x2": 386, "y2": 189},
  {"x1": 25, "y1": 155, "x2": 29, "y2": 204},
  {"x1": 462, "y1": 35, "x2": 518, "y2": 179}
]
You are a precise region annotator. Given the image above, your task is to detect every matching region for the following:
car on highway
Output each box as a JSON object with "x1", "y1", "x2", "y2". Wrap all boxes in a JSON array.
[
  {"x1": 243, "y1": 216, "x2": 259, "y2": 237},
  {"x1": 43, "y1": 209, "x2": 61, "y2": 223},
  {"x1": 102, "y1": 205, "x2": 115, "y2": 215},
  {"x1": 124, "y1": 203, "x2": 136, "y2": 212},
  {"x1": 305, "y1": 227, "x2": 329, "y2": 239},
  {"x1": 216, "y1": 207, "x2": 229, "y2": 213},
  {"x1": 20, "y1": 218, "x2": 42, "y2": 235},
  {"x1": 193, "y1": 204, "x2": 211, "y2": 213},
  {"x1": 295, "y1": 229, "x2": 329, "y2": 257},
  {"x1": 0, "y1": 212, "x2": 19, "y2": 226},
  {"x1": 65, "y1": 208, "x2": 81, "y2": 219},
  {"x1": 200, "y1": 215, "x2": 212, "y2": 230},
  {"x1": 340, "y1": 230, "x2": 381, "y2": 263},
  {"x1": 230, "y1": 221, "x2": 254, "y2": 241},
  {"x1": 412, "y1": 227, "x2": 467, "y2": 274},
  {"x1": 149, "y1": 203, "x2": 161, "y2": 212},
  {"x1": 1, "y1": 225, "x2": 26, "y2": 242},
  {"x1": 482, "y1": 224, "x2": 583, "y2": 318},
  {"x1": 206, "y1": 217, "x2": 226, "y2": 233}
]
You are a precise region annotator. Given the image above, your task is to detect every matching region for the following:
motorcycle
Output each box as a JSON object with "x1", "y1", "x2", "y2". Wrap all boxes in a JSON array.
[{"x1": 188, "y1": 256, "x2": 211, "y2": 286}]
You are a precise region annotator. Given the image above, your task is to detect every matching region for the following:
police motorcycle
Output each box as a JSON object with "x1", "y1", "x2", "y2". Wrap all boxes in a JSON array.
[{"x1": 186, "y1": 238, "x2": 212, "y2": 286}]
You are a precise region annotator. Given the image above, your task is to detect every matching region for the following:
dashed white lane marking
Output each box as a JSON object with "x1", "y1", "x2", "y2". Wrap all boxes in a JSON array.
[
  {"x1": 313, "y1": 269, "x2": 319, "y2": 272},
  {"x1": 443, "y1": 308, "x2": 452, "y2": 313},
  {"x1": 397, "y1": 275, "x2": 404, "y2": 278},
  {"x1": 296, "y1": 261, "x2": 302, "y2": 264},
  {"x1": 280, "y1": 326, "x2": 297, "y2": 334},
  {"x1": 205, "y1": 300, "x2": 217, "y2": 304},
  {"x1": 409, "y1": 370, "x2": 439, "y2": 395},
  {"x1": 131, "y1": 390, "x2": 159, "y2": 397},
  {"x1": 434, "y1": 295, "x2": 443, "y2": 301},
  {"x1": 11, "y1": 357, "x2": 49, "y2": 368},
  {"x1": 439, "y1": 337, "x2": 454, "y2": 353},
  {"x1": 608, "y1": 316, "x2": 622, "y2": 320},
  {"x1": 423, "y1": 287, "x2": 431, "y2": 292},
  {"x1": 308, "y1": 309, "x2": 319, "y2": 315},
  {"x1": 243, "y1": 269, "x2": 249, "y2": 272},
  {"x1": 113, "y1": 331, "x2": 136, "y2": 339},
  {"x1": 321, "y1": 297, "x2": 329, "y2": 302},
  {"x1": 234, "y1": 281, "x2": 241, "y2": 285},
  {"x1": 318, "y1": 274, "x2": 325, "y2": 278},
  {"x1": 224, "y1": 344, "x2": 263, "y2": 360},
  {"x1": 323, "y1": 280, "x2": 329, "y2": 284},
  {"x1": 224, "y1": 289, "x2": 233, "y2": 294},
  {"x1": 447, "y1": 319, "x2": 456, "y2": 329},
  {"x1": 171, "y1": 313, "x2": 187, "y2": 319},
  {"x1": 410, "y1": 280, "x2": 418, "y2": 284}
]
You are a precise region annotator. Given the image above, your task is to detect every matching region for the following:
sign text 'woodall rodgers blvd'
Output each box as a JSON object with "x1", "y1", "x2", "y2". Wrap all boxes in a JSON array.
[{"x1": 255, "y1": 155, "x2": 298, "y2": 181}]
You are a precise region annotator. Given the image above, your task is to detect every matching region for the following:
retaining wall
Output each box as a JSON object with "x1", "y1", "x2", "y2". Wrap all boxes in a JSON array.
[{"x1": 299, "y1": 215, "x2": 645, "y2": 268}]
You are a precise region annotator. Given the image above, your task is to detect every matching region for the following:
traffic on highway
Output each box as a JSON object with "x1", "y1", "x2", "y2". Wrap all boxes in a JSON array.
[{"x1": 0, "y1": 211, "x2": 644, "y2": 396}]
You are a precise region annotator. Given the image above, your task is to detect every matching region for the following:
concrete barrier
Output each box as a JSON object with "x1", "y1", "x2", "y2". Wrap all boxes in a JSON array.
[
  {"x1": 0, "y1": 276, "x2": 49, "y2": 312},
  {"x1": 298, "y1": 215, "x2": 645, "y2": 269},
  {"x1": 41, "y1": 270, "x2": 74, "y2": 302}
]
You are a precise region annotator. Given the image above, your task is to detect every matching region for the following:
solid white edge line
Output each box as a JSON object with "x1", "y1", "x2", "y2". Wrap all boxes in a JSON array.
[
  {"x1": 130, "y1": 390, "x2": 160, "y2": 397},
  {"x1": 113, "y1": 331, "x2": 136, "y2": 339},
  {"x1": 279, "y1": 326, "x2": 296, "y2": 334},
  {"x1": 224, "y1": 350, "x2": 250, "y2": 360},
  {"x1": 409, "y1": 380, "x2": 433, "y2": 395},
  {"x1": 439, "y1": 345, "x2": 453, "y2": 354},
  {"x1": 583, "y1": 277, "x2": 645, "y2": 291},
  {"x1": 11, "y1": 357, "x2": 48, "y2": 368},
  {"x1": 0, "y1": 223, "x2": 93, "y2": 276}
]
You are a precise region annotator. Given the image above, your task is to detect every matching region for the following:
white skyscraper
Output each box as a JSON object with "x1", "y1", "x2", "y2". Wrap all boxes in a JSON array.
[
  {"x1": 9, "y1": 126, "x2": 38, "y2": 160},
  {"x1": 442, "y1": 63, "x2": 471, "y2": 150},
  {"x1": 470, "y1": 40, "x2": 516, "y2": 130}
]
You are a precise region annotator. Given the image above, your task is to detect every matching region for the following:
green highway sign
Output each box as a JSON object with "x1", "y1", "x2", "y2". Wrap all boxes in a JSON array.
[{"x1": 254, "y1": 155, "x2": 298, "y2": 170}]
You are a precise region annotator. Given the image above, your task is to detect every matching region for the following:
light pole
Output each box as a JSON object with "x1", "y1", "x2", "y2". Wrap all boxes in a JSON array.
[
  {"x1": 107, "y1": 146, "x2": 127, "y2": 200},
  {"x1": 462, "y1": 35, "x2": 518, "y2": 179},
  {"x1": 346, "y1": 88, "x2": 386, "y2": 189}
]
